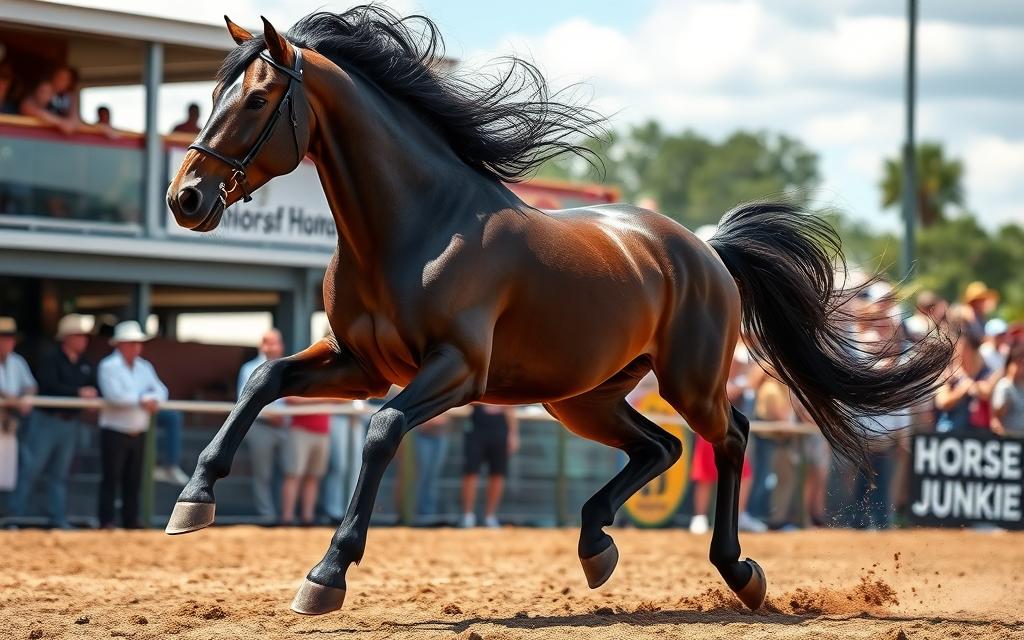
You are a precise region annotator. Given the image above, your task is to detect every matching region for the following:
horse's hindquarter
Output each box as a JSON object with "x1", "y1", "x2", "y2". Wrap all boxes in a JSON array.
[
  {"x1": 482, "y1": 205, "x2": 686, "y2": 403},
  {"x1": 321, "y1": 203, "x2": 728, "y2": 404}
]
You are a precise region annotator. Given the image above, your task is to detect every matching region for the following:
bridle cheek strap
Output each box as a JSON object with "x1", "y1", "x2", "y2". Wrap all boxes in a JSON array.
[{"x1": 188, "y1": 47, "x2": 304, "y2": 204}]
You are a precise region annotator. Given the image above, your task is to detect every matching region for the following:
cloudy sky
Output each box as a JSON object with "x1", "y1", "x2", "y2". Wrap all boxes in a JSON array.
[{"x1": 58, "y1": 0, "x2": 1024, "y2": 231}]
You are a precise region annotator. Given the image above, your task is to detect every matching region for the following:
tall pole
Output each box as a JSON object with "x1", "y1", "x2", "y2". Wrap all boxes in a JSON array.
[
  {"x1": 900, "y1": 0, "x2": 918, "y2": 280},
  {"x1": 143, "y1": 42, "x2": 165, "y2": 238}
]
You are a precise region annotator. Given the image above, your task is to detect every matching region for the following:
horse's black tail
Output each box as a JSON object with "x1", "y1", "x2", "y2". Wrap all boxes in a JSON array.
[{"x1": 708, "y1": 201, "x2": 952, "y2": 467}]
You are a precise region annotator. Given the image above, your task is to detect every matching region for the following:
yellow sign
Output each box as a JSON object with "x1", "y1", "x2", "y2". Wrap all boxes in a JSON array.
[{"x1": 623, "y1": 392, "x2": 690, "y2": 527}]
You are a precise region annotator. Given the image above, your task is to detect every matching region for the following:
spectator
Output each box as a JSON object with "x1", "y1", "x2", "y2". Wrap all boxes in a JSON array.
[
  {"x1": 96, "y1": 321, "x2": 167, "y2": 529},
  {"x1": 794, "y1": 400, "x2": 829, "y2": 527},
  {"x1": 19, "y1": 67, "x2": 79, "y2": 135},
  {"x1": 0, "y1": 61, "x2": 16, "y2": 114},
  {"x1": 94, "y1": 105, "x2": 119, "y2": 139},
  {"x1": 152, "y1": 409, "x2": 189, "y2": 486},
  {"x1": 850, "y1": 301, "x2": 908, "y2": 530},
  {"x1": 48, "y1": 67, "x2": 80, "y2": 120},
  {"x1": 961, "y1": 281, "x2": 999, "y2": 341},
  {"x1": 906, "y1": 290, "x2": 946, "y2": 341},
  {"x1": 935, "y1": 328, "x2": 997, "y2": 433},
  {"x1": 319, "y1": 411, "x2": 361, "y2": 524},
  {"x1": 460, "y1": 404, "x2": 518, "y2": 528},
  {"x1": 414, "y1": 413, "x2": 450, "y2": 524},
  {"x1": 8, "y1": 314, "x2": 95, "y2": 529},
  {"x1": 980, "y1": 318, "x2": 1010, "y2": 374},
  {"x1": 281, "y1": 397, "x2": 331, "y2": 526},
  {"x1": 238, "y1": 329, "x2": 288, "y2": 522},
  {"x1": 171, "y1": 103, "x2": 202, "y2": 134},
  {"x1": 992, "y1": 342, "x2": 1024, "y2": 438},
  {"x1": 755, "y1": 373, "x2": 800, "y2": 528},
  {"x1": 0, "y1": 317, "x2": 36, "y2": 493}
]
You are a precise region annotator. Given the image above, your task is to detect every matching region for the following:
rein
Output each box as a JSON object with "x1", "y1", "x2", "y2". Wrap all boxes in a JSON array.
[{"x1": 188, "y1": 47, "x2": 304, "y2": 204}]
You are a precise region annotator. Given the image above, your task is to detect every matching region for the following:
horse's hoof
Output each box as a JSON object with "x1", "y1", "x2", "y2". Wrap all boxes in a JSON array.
[
  {"x1": 580, "y1": 541, "x2": 619, "y2": 589},
  {"x1": 164, "y1": 501, "x2": 215, "y2": 535},
  {"x1": 291, "y1": 579, "x2": 346, "y2": 615},
  {"x1": 734, "y1": 558, "x2": 767, "y2": 610}
]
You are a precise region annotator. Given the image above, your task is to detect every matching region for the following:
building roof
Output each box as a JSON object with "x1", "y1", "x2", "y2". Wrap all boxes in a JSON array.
[{"x1": 0, "y1": 0, "x2": 245, "y2": 85}]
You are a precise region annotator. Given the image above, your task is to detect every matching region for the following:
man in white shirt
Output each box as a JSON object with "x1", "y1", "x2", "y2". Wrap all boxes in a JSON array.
[
  {"x1": 96, "y1": 320, "x2": 168, "y2": 529},
  {"x1": 0, "y1": 317, "x2": 36, "y2": 492},
  {"x1": 238, "y1": 328, "x2": 288, "y2": 522}
]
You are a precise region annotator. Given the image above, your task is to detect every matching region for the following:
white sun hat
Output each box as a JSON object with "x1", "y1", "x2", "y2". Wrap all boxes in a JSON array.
[
  {"x1": 109, "y1": 320, "x2": 152, "y2": 345},
  {"x1": 55, "y1": 313, "x2": 94, "y2": 340}
]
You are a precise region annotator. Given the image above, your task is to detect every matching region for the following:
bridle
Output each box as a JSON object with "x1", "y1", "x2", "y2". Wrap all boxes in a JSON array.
[{"x1": 188, "y1": 47, "x2": 304, "y2": 204}]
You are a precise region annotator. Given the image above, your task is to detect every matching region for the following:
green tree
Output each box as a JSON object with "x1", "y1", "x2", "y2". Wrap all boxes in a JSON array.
[
  {"x1": 539, "y1": 122, "x2": 819, "y2": 227},
  {"x1": 881, "y1": 141, "x2": 965, "y2": 227},
  {"x1": 685, "y1": 132, "x2": 819, "y2": 226},
  {"x1": 824, "y1": 210, "x2": 902, "y2": 280}
]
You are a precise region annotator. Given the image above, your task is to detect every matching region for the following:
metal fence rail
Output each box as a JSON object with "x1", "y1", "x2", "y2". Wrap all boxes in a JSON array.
[
  {"x1": 4, "y1": 396, "x2": 818, "y2": 433},
  {"x1": 2, "y1": 396, "x2": 818, "y2": 527}
]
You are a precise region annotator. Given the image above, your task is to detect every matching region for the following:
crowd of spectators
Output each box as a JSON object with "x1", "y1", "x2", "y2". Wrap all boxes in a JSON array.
[
  {"x1": 731, "y1": 278, "x2": 1024, "y2": 532},
  {"x1": 0, "y1": 321, "x2": 519, "y2": 530},
  {"x1": 1, "y1": 315, "x2": 178, "y2": 529},
  {"x1": 2, "y1": 278, "x2": 1022, "y2": 532},
  {"x1": 0, "y1": 59, "x2": 203, "y2": 138}
]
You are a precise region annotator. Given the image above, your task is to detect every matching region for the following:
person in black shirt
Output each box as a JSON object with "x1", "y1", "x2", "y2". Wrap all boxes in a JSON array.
[
  {"x1": 8, "y1": 314, "x2": 97, "y2": 528},
  {"x1": 460, "y1": 404, "x2": 518, "y2": 527}
]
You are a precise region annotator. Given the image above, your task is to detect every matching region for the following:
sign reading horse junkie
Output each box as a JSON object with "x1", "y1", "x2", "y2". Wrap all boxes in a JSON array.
[
  {"x1": 909, "y1": 432, "x2": 1023, "y2": 529},
  {"x1": 165, "y1": 147, "x2": 336, "y2": 249}
]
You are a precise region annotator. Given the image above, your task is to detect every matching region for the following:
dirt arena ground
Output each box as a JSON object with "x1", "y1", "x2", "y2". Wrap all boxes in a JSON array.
[{"x1": 2, "y1": 527, "x2": 1021, "y2": 640}]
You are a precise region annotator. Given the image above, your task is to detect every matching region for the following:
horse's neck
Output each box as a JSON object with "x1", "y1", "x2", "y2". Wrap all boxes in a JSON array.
[{"x1": 306, "y1": 65, "x2": 482, "y2": 270}]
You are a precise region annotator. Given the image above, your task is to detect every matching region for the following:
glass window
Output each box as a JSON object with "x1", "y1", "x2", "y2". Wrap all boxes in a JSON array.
[
  {"x1": 176, "y1": 312, "x2": 273, "y2": 347},
  {"x1": 0, "y1": 129, "x2": 144, "y2": 227}
]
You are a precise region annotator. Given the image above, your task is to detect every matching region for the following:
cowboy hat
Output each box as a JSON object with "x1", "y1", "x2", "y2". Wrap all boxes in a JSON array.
[
  {"x1": 963, "y1": 281, "x2": 999, "y2": 305},
  {"x1": 55, "y1": 313, "x2": 94, "y2": 340},
  {"x1": 109, "y1": 320, "x2": 151, "y2": 345},
  {"x1": 0, "y1": 316, "x2": 17, "y2": 336}
]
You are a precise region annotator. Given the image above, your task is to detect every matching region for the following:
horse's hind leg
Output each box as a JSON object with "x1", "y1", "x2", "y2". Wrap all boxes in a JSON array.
[
  {"x1": 545, "y1": 371, "x2": 682, "y2": 588},
  {"x1": 655, "y1": 311, "x2": 766, "y2": 610},
  {"x1": 712, "y1": 404, "x2": 766, "y2": 609}
]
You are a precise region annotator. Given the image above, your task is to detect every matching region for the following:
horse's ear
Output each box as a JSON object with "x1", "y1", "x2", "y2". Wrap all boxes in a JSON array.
[
  {"x1": 224, "y1": 16, "x2": 253, "y2": 46},
  {"x1": 261, "y1": 16, "x2": 294, "y2": 67}
]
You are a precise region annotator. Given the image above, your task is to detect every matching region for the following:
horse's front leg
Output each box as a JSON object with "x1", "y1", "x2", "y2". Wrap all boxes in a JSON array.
[
  {"x1": 291, "y1": 345, "x2": 481, "y2": 615},
  {"x1": 165, "y1": 339, "x2": 388, "y2": 534}
]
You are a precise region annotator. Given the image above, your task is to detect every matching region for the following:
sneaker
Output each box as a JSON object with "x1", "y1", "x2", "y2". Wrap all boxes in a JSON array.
[
  {"x1": 689, "y1": 514, "x2": 709, "y2": 534},
  {"x1": 459, "y1": 513, "x2": 476, "y2": 528},
  {"x1": 738, "y1": 511, "x2": 767, "y2": 533},
  {"x1": 483, "y1": 515, "x2": 500, "y2": 529},
  {"x1": 152, "y1": 466, "x2": 172, "y2": 483},
  {"x1": 167, "y1": 466, "x2": 190, "y2": 486}
]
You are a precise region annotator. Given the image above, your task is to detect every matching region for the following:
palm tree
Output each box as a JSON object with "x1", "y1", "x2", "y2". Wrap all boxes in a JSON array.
[{"x1": 881, "y1": 141, "x2": 964, "y2": 227}]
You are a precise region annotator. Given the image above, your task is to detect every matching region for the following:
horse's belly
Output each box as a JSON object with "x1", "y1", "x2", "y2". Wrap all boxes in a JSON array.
[{"x1": 480, "y1": 281, "x2": 660, "y2": 404}]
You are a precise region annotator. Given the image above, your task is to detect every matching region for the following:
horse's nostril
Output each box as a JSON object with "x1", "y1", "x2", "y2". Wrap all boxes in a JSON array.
[{"x1": 177, "y1": 186, "x2": 203, "y2": 215}]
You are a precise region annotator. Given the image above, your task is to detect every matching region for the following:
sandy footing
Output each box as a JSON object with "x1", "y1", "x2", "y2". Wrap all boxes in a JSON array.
[{"x1": 2, "y1": 527, "x2": 1021, "y2": 639}]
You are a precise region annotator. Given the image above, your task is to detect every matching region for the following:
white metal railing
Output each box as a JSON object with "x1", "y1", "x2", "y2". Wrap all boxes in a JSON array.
[{"x1": 0, "y1": 395, "x2": 820, "y2": 527}]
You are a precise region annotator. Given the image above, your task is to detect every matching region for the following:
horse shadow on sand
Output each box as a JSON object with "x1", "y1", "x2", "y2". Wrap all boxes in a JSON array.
[{"x1": 294, "y1": 606, "x2": 1021, "y2": 635}]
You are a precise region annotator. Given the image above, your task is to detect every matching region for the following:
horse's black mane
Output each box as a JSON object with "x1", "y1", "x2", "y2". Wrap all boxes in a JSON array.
[{"x1": 218, "y1": 5, "x2": 604, "y2": 182}]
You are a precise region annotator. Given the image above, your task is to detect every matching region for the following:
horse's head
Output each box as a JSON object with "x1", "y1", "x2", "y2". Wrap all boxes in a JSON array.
[{"x1": 167, "y1": 17, "x2": 314, "y2": 231}]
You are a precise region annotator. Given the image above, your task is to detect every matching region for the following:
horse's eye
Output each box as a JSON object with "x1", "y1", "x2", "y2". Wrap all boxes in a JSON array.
[{"x1": 245, "y1": 96, "x2": 268, "y2": 111}]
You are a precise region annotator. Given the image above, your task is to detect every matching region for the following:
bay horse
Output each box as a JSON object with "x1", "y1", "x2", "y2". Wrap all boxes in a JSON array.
[{"x1": 164, "y1": 7, "x2": 950, "y2": 616}]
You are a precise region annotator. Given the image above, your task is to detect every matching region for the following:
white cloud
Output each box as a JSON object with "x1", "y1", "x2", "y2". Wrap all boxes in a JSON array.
[
  {"x1": 465, "y1": 0, "x2": 1024, "y2": 229},
  {"x1": 963, "y1": 136, "x2": 1024, "y2": 226}
]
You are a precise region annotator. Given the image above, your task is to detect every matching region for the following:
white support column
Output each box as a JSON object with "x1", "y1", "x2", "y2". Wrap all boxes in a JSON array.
[{"x1": 143, "y1": 42, "x2": 164, "y2": 237}]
